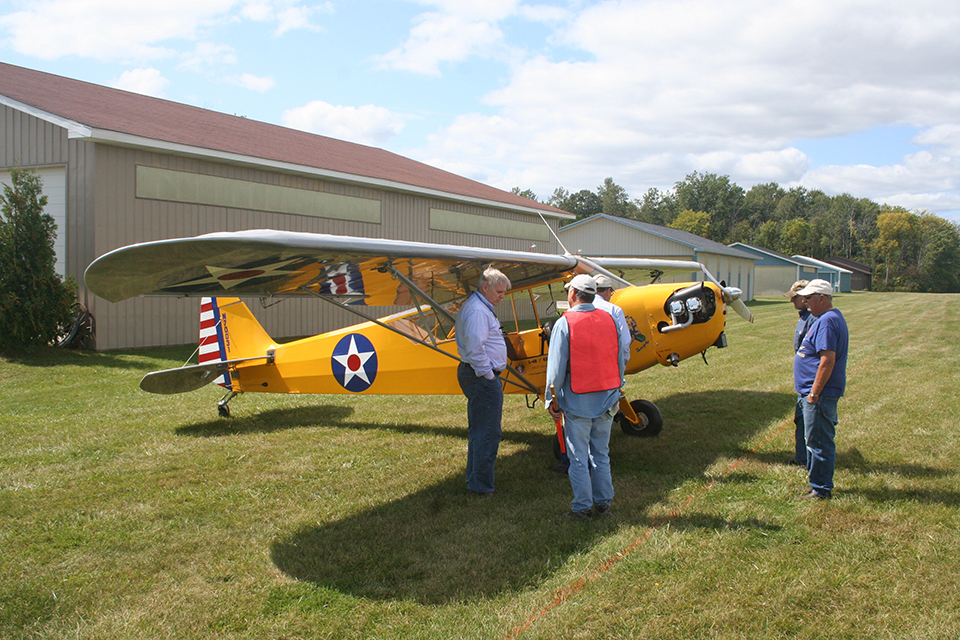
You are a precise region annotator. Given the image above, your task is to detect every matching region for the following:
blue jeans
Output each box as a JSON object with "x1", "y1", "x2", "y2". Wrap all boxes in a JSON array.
[
  {"x1": 802, "y1": 394, "x2": 839, "y2": 495},
  {"x1": 793, "y1": 397, "x2": 808, "y2": 465},
  {"x1": 458, "y1": 363, "x2": 503, "y2": 493},
  {"x1": 563, "y1": 409, "x2": 614, "y2": 512}
]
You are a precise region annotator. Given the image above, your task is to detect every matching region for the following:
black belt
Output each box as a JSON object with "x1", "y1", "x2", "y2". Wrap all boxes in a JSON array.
[{"x1": 461, "y1": 362, "x2": 502, "y2": 377}]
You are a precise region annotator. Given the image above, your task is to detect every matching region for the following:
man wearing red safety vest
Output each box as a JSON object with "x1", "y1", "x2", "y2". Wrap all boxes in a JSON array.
[{"x1": 545, "y1": 274, "x2": 629, "y2": 521}]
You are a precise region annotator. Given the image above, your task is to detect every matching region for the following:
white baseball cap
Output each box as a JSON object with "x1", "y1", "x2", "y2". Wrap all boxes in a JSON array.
[
  {"x1": 565, "y1": 274, "x2": 597, "y2": 294},
  {"x1": 796, "y1": 279, "x2": 833, "y2": 296},
  {"x1": 594, "y1": 275, "x2": 615, "y2": 289}
]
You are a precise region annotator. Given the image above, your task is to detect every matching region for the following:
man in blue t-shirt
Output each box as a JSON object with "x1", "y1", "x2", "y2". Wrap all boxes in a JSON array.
[{"x1": 793, "y1": 279, "x2": 849, "y2": 500}]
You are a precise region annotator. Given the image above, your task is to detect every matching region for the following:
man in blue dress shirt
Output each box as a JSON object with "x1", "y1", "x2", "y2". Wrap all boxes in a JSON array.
[{"x1": 455, "y1": 267, "x2": 510, "y2": 495}]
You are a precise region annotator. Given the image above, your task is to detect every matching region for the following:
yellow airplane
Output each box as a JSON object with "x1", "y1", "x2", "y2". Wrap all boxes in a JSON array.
[{"x1": 84, "y1": 229, "x2": 753, "y2": 436}]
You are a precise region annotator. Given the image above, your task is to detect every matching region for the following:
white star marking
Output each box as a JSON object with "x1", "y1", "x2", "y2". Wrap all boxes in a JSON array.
[{"x1": 332, "y1": 335, "x2": 375, "y2": 387}]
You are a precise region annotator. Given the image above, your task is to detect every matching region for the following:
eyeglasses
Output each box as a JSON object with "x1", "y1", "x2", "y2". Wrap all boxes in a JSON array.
[{"x1": 803, "y1": 294, "x2": 822, "y2": 300}]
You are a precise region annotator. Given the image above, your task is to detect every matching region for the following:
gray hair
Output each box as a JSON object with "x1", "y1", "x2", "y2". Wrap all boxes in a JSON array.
[{"x1": 480, "y1": 267, "x2": 510, "y2": 290}]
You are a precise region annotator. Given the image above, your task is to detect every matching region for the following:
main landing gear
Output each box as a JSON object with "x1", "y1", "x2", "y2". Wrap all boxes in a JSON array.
[{"x1": 614, "y1": 398, "x2": 664, "y2": 437}]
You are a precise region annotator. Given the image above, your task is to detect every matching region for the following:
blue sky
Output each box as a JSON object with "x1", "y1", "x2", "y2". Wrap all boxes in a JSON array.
[{"x1": 2, "y1": 0, "x2": 960, "y2": 222}]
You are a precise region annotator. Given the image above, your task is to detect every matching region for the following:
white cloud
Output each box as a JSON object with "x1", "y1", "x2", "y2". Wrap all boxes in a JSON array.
[
  {"x1": 111, "y1": 67, "x2": 169, "y2": 97},
  {"x1": 409, "y1": 0, "x2": 960, "y2": 217},
  {"x1": 281, "y1": 101, "x2": 406, "y2": 146},
  {"x1": 239, "y1": 0, "x2": 332, "y2": 34},
  {"x1": 225, "y1": 73, "x2": 275, "y2": 93},
  {"x1": 374, "y1": 12, "x2": 511, "y2": 76},
  {"x1": 178, "y1": 42, "x2": 238, "y2": 72},
  {"x1": 0, "y1": 0, "x2": 234, "y2": 61}
]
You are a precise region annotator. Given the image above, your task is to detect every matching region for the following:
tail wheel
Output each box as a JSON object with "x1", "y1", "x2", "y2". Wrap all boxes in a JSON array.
[{"x1": 616, "y1": 399, "x2": 663, "y2": 437}]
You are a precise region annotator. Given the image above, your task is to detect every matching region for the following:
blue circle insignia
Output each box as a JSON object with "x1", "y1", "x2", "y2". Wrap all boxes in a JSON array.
[{"x1": 331, "y1": 333, "x2": 378, "y2": 392}]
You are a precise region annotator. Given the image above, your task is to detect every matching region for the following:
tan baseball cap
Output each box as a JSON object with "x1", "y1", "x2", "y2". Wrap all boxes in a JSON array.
[{"x1": 785, "y1": 280, "x2": 809, "y2": 298}]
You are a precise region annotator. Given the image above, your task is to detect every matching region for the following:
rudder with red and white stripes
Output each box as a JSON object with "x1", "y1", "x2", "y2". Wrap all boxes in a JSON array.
[{"x1": 199, "y1": 297, "x2": 231, "y2": 388}]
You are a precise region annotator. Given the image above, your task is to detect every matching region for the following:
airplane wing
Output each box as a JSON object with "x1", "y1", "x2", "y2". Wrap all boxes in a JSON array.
[{"x1": 84, "y1": 230, "x2": 589, "y2": 306}]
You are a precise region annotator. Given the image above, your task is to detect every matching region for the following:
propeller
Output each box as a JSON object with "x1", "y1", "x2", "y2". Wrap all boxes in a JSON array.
[
  {"x1": 722, "y1": 287, "x2": 754, "y2": 323},
  {"x1": 699, "y1": 267, "x2": 754, "y2": 323}
]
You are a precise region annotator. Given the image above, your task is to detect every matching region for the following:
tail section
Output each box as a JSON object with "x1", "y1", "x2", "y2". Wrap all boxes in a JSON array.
[{"x1": 199, "y1": 297, "x2": 276, "y2": 388}]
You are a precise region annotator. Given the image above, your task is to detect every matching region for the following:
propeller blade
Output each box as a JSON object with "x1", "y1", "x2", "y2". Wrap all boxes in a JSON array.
[{"x1": 730, "y1": 298, "x2": 754, "y2": 323}]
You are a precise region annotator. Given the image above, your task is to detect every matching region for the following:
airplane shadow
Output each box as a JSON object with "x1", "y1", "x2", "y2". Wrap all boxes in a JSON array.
[
  {"x1": 270, "y1": 389, "x2": 793, "y2": 604},
  {"x1": 175, "y1": 405, "x2": 359, "y2": 437}
]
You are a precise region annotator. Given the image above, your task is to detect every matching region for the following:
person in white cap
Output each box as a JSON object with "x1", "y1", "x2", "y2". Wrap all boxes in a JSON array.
[
  {"x1": 785, "y1": 279, "x2": 814, "y2": 466},
  {"x1": 545, "y1": 274, "x2": 629, "y2": 520},
  {"x1": 593, "y1": 274, "x2": 632, "y2": 375},
  {"x1": 793, "y1": 279, "x2": 849, "y2": 500}
]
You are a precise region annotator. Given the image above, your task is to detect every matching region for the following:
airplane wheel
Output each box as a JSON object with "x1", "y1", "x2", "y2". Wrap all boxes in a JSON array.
[
  {"x1": 616, "y1": 399, "x2": 663, "y2": 437},
  {"x1": 218, "y1": 404, "x2": 230, "y2": 418}
]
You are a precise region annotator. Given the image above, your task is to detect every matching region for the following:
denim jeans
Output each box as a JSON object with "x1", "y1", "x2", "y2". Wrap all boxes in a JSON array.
[
  {"x1": 793, "y1": 397, "x2": 808, "y2": 465},
  {"x1": 563, "y1": 409, "x2": 614, "y2": 512},
  {"x1": 802, "y1": 394, "x2": 839, "y2": 495},
  {"x1": 458, "y1": 363, "x2": 503, "y2": 493}
]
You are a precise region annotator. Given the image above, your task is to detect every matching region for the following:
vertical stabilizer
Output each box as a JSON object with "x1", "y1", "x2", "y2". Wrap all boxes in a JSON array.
[{"x1": 199, "y1": 297, "x2": 231, "y2": 388}]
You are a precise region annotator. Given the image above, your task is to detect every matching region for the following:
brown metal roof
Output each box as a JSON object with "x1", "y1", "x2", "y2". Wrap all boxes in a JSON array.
[{"x1": 0, "y1": 61, "x2": 567, "y2": 216}]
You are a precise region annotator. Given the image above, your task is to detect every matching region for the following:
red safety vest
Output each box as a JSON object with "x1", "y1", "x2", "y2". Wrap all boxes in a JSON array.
[{"x1": 565, "y1": 309, "x2": 621, "y2": 394}]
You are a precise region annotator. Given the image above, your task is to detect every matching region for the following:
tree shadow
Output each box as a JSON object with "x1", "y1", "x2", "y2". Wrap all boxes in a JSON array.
[
  {"x1": 1, "y1": 344, "x2": 194, "y2": 371},
  {"x1": 270, "y1": 389, "x2": 793, "y2": 604}
]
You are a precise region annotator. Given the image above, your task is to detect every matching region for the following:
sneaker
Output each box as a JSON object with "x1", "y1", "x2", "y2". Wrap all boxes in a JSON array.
[
  {"x1": 566, "y1": 509, "x2": 592, "y2": 521},
  {"x1": 593, "y1": 504, "x2": 612, "y2": 518},
  {"x1": 799, "y1": 489, "x2": 831, "y2": 500}
]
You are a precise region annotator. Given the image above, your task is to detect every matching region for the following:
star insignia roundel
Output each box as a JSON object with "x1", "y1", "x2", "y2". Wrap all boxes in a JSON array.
[{"x1": 331, "y1": 333, "x2": 378, "y2": 392}]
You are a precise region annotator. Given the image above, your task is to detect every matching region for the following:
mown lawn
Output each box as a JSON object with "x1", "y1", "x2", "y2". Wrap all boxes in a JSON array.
[{"x1": 2, "y1": 291, "x2": 958, "y2": 639}]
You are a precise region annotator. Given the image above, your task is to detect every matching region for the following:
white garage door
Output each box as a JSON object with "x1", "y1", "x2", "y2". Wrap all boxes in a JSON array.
[{"x1": 0, "y1": 166, "x2": 67, "y2": 277}]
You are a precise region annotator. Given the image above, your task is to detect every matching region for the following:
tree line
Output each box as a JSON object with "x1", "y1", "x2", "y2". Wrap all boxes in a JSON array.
[{"x1": 514, "y1": 172, "x2": 960, "y2": 293}]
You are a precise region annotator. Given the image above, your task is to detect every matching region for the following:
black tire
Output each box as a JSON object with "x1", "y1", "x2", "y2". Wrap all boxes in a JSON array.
[
  {"x1": 218, "y1": 404, "x2": 231, "y2": 418},
  {"x1": 616, "y1": 399, "x2": 663, "y2": 437}
]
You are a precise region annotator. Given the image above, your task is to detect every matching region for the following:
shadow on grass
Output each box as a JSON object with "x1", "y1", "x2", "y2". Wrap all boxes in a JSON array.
[
  {"x1": 270, "y1": 389, "x2": 792, "y2": 604},
  {"x1": 1, "y1": 344, "x2": 195, "y2": 371},
  {"x1": 175, "y1": 405, "x2": 359, "y2": 437},
  {"x1": 838, "y1": 447, "x2": 955, "y2": 479}
]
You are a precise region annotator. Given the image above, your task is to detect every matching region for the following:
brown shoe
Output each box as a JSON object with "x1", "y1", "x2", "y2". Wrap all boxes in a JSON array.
[{"x1": 800, "y1": 489, "x2": 831, "y2": 500}]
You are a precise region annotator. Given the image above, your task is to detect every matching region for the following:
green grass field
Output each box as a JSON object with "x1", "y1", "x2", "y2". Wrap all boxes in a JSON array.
[{"x1": 2, "y1": 291, "x2": 959, "y2": 639}]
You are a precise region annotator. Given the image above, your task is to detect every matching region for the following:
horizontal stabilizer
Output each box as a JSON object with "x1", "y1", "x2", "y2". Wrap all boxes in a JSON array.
[{"x1": 140, "y1": 356, "x2": 268, "y2": 394}]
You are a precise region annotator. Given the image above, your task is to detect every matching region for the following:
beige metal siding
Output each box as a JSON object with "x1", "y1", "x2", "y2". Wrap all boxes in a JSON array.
[
  {"x1": 754, "y1": 266, "x2": 794, "y2": 296},
  {"x1": 0, "y1": 105, "x2": 69, "y2": 167},
  {"x1": 559, "y1": 217, "x2": 695, "y2": 259}
]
